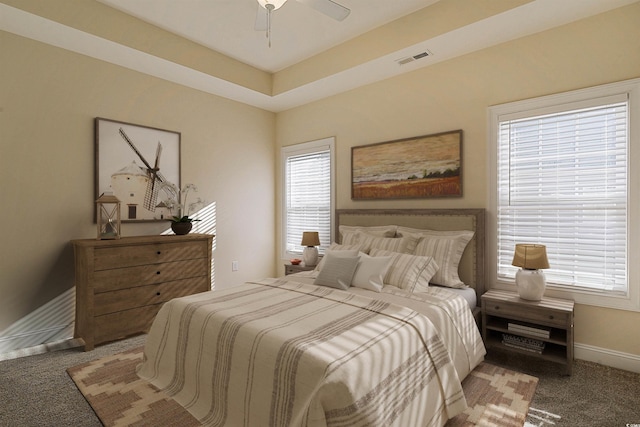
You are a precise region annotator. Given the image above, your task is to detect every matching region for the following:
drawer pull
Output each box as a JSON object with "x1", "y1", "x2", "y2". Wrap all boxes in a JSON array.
[
  {"x1": 156, "y1": 292, "x2": 161, "y2": 296},
  {"x1": 156, "y1": 271, "x2": 161, "y2": 275},
  {"x1": 157, "y1": 251, "x2": 161, "y2": 255},
  {"x1": 549, "y1": 315, "x2": 554, "y2": 320},
  {"x1": 494, "y1": 305, "x2": 500, "y2": 310}
]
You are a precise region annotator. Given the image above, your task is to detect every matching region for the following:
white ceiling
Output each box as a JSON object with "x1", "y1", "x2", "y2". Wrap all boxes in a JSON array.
[
  {"x1": 2, "y1": 0, "x2": 637, "y2": 112},
  {"x1": 97, "y1": 0, "x2": 436, "y2": 73}
]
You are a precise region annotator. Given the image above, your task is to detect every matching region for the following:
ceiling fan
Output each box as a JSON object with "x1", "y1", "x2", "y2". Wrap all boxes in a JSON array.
[{"x1": 255, "y1": 0, "x2": 351, "y2": 47}]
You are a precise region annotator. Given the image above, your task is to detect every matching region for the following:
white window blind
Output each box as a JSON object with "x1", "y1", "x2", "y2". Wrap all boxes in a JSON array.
[
  {"x1": 497, "y1": 95, "x2": 628, "y2": 293},
  {"x1": 283, "y1": 139, "x2": 333, "y2": 255}
]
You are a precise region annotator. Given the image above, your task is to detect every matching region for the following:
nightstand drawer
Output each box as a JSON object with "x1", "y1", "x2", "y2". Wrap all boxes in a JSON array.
[
  {"x1": 284, "y1": 263, "x2": 316, "y2": 275},
  {"x1": 285, "y1": 265, "x2": 301, "y2": 275},
  {"x1": 484, "y1": 301, "x2": 568, "y2": 328}
]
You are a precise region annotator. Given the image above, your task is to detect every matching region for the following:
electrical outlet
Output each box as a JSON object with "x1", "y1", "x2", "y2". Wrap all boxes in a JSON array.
[{"x1": 232, "y1": 261, "x2": 239, "y2": 271}]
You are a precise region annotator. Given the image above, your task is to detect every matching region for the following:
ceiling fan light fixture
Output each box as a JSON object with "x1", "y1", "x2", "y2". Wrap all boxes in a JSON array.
[
  {"x1": 257, "y1": 0, "x2": 287, "y2": 11},
  {"x1": 254, "y1": 0, "x2": 351, "y2": 48},
  {"x1": 257, "y1": 0, "x2": 287, "y2": 47}
]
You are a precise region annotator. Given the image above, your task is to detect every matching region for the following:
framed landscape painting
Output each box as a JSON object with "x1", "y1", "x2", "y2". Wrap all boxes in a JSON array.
[
  {"x1": 95, "y1": 118, "x2": 181, "y2": 222},
  {"x1": 352, "y1": 130, "x2": 462, "y2": 200}
]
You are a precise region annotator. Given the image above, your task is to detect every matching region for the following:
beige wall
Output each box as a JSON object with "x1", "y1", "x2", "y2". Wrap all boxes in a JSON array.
[
  {"x1": 0, "y1": 30, "x2": 275, "y2": 351},
  {"x1": 276, "y1": 4, "x2": 640, "y2": 357},
  {"x1": 273, "y1": 0, "x2": 531, "y2": 94},
  {"x1": 1, "y1": 0, "x2": 272, "y2": 95}
]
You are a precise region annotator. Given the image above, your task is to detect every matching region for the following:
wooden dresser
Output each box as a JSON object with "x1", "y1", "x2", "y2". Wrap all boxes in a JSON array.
[{"x1": 71, "y1": 234, "x2": 214, "y2": 350}]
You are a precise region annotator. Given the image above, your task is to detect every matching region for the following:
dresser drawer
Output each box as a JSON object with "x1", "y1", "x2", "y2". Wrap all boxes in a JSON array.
[
  {"x1": 484, "y1": 300, "x2": 568, "y2": 328},
  {"x1": 93, "y1": 259, "x2": 209, "y2": 292},
  {"x1": 94, "y1": 304, "x2": 163, "y2": 344},
  {"x1": 94, "y1": 277, "x2": 209, "y2": 316},
  {"x1": 94, "y1": 241, "x2": 207, "y2": 270}
]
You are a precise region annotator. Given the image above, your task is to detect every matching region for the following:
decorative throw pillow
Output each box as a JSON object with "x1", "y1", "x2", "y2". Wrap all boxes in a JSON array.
[
  {"x1": 314, "y1": 244, "x2": 361, "y2": 271},
  {"x1": 369, "y1": 232, "x2": 421, "y2": 254},
  {"x1": 351, "y1": 253, "x2": 393, "y2": 292},
  {"x1": 314, "y1": 252, "x2": 360, "y2": 290},
  {"x1": 407, "y1": 229, "x2": 474, "y2": 288},
  {"x1": 342, "y1": 231, "x2": 418, "y2": 254},
  {"x1": 370, "y1": 249, "x2": 439, "y2": 293},
  {"x1": 340, "y1": 231, "x2": 360, "y2": 246},
  {"x1": 339, "y1": 225, "x2": 397, "y2": 241}
]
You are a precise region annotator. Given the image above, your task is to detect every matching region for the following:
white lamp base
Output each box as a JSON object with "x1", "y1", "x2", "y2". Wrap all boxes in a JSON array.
[
  {"x1": 303, "y1": 246, "x2": 318, "y2": 267},
  {"x1": 515, "y1": 269, "x2": 546, "y2": 301}
]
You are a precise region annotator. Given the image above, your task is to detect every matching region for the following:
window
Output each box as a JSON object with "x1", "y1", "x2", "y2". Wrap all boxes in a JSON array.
[
  {"x1": 282, "y1": 137, "x2": 335, "y2": 258},
  {"x1": 488, "y1": 79, "x2": 640, "y2": 311}
]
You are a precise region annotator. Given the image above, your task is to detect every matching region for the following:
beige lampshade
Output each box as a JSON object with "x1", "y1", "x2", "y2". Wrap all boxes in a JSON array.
[
  {"x1": 512, "y1": 244, "x2": 550, "y2": 270},
  {"x1": 301, "y1": 231, "x2": 320, "y2": 247}
]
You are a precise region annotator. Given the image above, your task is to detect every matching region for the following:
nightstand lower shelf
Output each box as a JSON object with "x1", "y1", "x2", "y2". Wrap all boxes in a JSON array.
[{"x1": 484, "y1": 331, "x2": 568, "y2": 366}]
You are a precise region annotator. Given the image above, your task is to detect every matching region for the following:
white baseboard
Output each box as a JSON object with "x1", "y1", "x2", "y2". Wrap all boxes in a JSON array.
[
  {"x1": 0, "y1": 324, "x2": 74, "y2": 358},
  {"x1": 575, "y1": 342, "x2": 640, "y2": 374},
  {"x1": 0, "y1": 336, "x2": 81, "y2": 361}
]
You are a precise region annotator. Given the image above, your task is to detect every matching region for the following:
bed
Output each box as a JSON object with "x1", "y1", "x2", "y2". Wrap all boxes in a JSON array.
[{"x1": 137, "y1": 209, "x2": 486, "y2": 427}]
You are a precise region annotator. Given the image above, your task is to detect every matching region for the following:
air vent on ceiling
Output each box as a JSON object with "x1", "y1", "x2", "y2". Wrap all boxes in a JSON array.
[{"x1": 396, "y1": 50, "x2": 432, "y2": 66}]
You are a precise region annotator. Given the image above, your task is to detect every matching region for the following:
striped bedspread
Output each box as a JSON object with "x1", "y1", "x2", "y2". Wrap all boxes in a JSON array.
[{"x1": 136, "y1": 278, "x2": 480, "y2": 426}]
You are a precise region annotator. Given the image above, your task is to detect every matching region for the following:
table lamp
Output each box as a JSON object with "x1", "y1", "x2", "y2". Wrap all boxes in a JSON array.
[
  {"x1": 301, "y1": 231, "x2": 320, "y2": 267},
  {"x1": 512, "y1": 244, "x2": 550, "y2": 301}
]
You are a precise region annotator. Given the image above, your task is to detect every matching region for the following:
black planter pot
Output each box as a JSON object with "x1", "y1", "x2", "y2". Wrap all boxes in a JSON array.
[{"x1": 171, "y1": 221, "x2": 193, "y2": 235}]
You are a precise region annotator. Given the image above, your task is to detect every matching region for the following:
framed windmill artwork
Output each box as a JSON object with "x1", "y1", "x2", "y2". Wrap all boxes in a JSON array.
[{"x1": 95, "y1": 118, "x2": 181, "y2": 222}]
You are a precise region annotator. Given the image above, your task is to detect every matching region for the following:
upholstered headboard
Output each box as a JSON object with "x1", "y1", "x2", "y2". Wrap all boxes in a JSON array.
[{"x1": 335, "y1": 209, "x2": 485, "y2": 306}]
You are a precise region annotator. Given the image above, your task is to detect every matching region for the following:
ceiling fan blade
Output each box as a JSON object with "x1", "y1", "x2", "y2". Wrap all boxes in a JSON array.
[
  {"x1": 255, "y1": 5, "x2": 267, "y2": 31},
  {"x1": 296, "y1": 0, "x2": 350, "y2": 21}
]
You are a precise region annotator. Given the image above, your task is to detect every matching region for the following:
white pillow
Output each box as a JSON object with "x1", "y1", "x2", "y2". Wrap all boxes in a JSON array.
[
  {"x1": 351, "y1": 253, "x2": 393, "y2": 292},
  {"x1": 340, "y1": 231, "x2": 360, "y2": 246},
  {"x1": 314, "y1": 244, "x2": 361, "y2": 271},
  {"x1": 409, "y1": 230, "x2": 474, "y2": 288},
  {"x1": 339, "y1": 225, "x2": 397, "y2": 241},
  {"x1": 343, "y1": 231, "x2": 418, "y2": 254},
  {"x1": 370, "y1": 249, "x2": 439, "y2": 293},
  {"x1": 314, "y1": 252, "x2": 360, "y2": 290}
]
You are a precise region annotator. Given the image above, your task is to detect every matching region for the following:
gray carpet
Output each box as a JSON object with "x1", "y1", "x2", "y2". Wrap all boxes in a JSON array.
[
  {"x1": 485, "y1": 349, "x2": 640, "y2": 426},
  {"x1": 0, "y1": 335, "x2": 146, "y2": 427},
  {"x1": 1, "y1": 335, "x2": 638, "y2": 426}
]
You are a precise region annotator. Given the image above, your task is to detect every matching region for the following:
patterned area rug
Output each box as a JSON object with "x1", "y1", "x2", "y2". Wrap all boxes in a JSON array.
[
  {"x1": 68, "y1": 347, "x2": 537, "y2": 427},
  {"x1": 446, "y1": 362, "x2": 538, "y2": 427},
  {"x1": 67, "y1": 346, "x2": 198, "y2": 427}
]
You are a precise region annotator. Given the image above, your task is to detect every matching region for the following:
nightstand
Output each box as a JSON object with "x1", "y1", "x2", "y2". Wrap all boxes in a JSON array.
[
  {"x1": 284, "y1": 263, "x2": 316, "y2": 275},
  {"x1": 481, "y1": 289, "x2": 574, "y2": 375}
]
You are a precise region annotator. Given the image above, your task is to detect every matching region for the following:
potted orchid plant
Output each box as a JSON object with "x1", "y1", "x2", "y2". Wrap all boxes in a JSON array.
[{"x1": 161, "y1": 183, "x2": 204, "y2": 235}]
